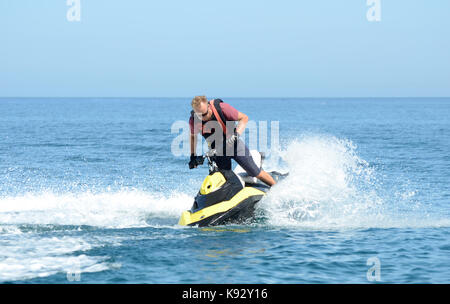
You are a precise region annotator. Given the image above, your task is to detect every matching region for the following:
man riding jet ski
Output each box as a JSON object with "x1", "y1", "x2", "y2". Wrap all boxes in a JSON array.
[
  {"x1": 187, "y1": 96, "x2": 276, "y2": 187},
  {"x1": 179, "y1": 149, "x2": 287, "y2": 227},
  {"x1": 179, "y1": 96, "x2": 287, "y2": 226}
]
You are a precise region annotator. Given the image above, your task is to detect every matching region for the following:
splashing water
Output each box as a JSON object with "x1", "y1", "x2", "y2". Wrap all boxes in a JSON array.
[
  {"x1": 258, "y1": 134, "x2": 446, "y2": 229},
  {"x1": 0, "y1": 190, "x2": 191, "y2": 229},
  {"x1": 0, "y1": 190, "x2": 190, "y2": 282}
]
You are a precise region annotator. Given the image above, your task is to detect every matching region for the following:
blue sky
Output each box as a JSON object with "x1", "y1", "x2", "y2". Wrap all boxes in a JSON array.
[{"x1": 1, "y1": 0, "x2": 449, "y2": 97}]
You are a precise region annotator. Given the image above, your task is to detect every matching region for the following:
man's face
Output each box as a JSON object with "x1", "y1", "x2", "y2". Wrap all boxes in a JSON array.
[{"x1": 193, "y1": 101, "x2": 210, "y2": 121}]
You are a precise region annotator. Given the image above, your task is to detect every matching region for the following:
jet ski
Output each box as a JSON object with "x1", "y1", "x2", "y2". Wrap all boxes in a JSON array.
[{"x1": 178, "y1": 149, "x2": 287, "y2": 227}]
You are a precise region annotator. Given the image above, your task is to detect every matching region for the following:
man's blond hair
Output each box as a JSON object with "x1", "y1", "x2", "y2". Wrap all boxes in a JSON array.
[{"x1": 191, "y1": 96, "x2": 208, "y2": 108}]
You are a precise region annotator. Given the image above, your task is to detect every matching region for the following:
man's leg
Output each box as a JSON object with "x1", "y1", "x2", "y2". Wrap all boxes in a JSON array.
[
  {"x1": 233, "y1": 140, "x2": 276, "y2": 187},
  {"x1": 214, "y1": 155, "x2": 232, "y2": 170}
]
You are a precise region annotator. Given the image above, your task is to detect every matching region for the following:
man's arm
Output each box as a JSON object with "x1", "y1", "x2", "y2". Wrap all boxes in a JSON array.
[
  {"x1": 189, "y1": 133, "x2": 203, "y2": 169},
  {"x1": 235, "y1": 111, "x2": 248, "y2": 136},
  {"x1": 190, "y1": 133, "x2": 197, "y2": 155}
]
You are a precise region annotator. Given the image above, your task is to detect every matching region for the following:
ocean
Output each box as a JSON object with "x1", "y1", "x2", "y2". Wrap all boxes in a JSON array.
[{"x1": 0, "y1": 97, "x2": 449, "y2": 283}]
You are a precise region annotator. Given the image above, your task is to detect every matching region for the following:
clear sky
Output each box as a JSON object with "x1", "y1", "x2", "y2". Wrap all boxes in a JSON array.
[{"x1": 1, "y1": 0, "x2": 449, "y2": 97}]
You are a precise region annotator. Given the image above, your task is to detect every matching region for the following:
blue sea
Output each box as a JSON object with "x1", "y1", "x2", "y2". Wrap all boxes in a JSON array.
[{"x1": 0, "y1": 97, "x2": 449, "y2": 283}]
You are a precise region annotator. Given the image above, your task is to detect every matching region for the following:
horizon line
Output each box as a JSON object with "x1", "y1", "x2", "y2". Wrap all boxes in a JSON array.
[{"x1": 1, "y1": 96, "x2": 450, "y2": 99}]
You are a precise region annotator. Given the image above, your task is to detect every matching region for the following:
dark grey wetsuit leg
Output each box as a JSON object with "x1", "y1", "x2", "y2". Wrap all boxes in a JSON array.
[
  {"x1": 232, "y1": 139, "x2": 261, "y2": 177},
  {"x1": 214, "y1": 155, "x2": 232, "y2": 170},
  {"x1": 214, "y1": 140, "x2": 261, "y2": 177}
]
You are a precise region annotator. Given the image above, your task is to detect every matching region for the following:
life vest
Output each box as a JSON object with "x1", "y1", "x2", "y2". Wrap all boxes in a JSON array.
[{"x1": 190, "y1": 99, "x2": 233, "y2": 148}]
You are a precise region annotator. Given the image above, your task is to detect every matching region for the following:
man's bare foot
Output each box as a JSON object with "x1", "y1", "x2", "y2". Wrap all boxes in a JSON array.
[{"x1": 256, "y1": 170, "x2": 276, "y2": 186}]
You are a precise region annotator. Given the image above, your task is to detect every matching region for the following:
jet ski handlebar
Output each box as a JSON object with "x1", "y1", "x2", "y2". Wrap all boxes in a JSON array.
[
  {"x1": 189, "y1": 150, "x2": 217, "y2": 170},
  {"x1": 203, "y1": 149, "x2": 219, "y2": 172},
  {"x1": 204, "y1": 149, "x2": 217, "y2": 158}
]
